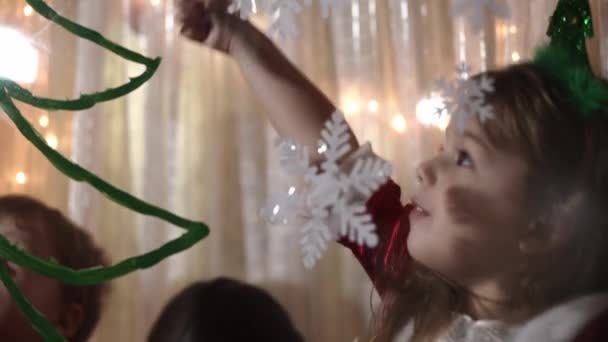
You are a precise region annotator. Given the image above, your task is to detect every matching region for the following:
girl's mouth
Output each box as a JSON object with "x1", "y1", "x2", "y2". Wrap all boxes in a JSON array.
[{"x1": 409, "y1": 198, "x2": 431, "y2": 221}]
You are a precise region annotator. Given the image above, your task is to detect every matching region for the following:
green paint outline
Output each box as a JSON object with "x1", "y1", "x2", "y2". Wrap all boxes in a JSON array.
[{"x1": 0, "y1": 1, "x2": 209, "y2": 340}]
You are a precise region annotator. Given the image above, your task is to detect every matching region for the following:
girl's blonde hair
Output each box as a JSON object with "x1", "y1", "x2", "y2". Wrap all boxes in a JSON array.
[{"x1": 374, "y1": 63, "x2": 608, "y2": 341}]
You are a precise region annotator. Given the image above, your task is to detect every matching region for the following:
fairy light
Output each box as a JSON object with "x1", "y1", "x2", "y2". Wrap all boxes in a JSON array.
[
  {"x1": 39, "y1": 115, "x2": 49, "y2": 127},
  {"x1": 0, "y1": 26, "x2": 39, "y2": 83},
  {"x1": 416, "y1": 95, "x2": 448, "y2": 129},
  {"x1": 45, "y1": 133, "x2": 58, "y2": 149},
  {"x1": 437, "y1": 112, "x2": 450, "y2": 131},
  {"x1": 343, "y1": 99, "x2": 361, "y2": 115},
  {"x1": 317, "y1": 143, "x2": 327, "y2": 154},
  {"x1": 416, "y1": 97, "x2": 435, "y2": 125},
  {"x1": 511, "y1": 51, "x2": 521, "y2": 62},
  {"x1": 390, "y1": 114, "x2": 407, "y2": 133},
  {"x1": 367, "y1": 100, "x2": 379, "y2": 112},
  {"x1": 509, "y1": 25, "x2": 517, "y2": 34},
  {"x1": 15, "y1": 172, "x2": 27, "y2": 185},
  {"x1": 23, "y1": 5, "x2": 34, "y2": 17},
  {"x1": 150, "y1": 0, "x2": 162, "y2": 7}
]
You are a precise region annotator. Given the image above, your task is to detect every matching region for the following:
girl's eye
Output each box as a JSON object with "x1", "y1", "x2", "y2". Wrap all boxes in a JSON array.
[{"x1": 455, "y1": 150, "x2": 473, "y2": 167}]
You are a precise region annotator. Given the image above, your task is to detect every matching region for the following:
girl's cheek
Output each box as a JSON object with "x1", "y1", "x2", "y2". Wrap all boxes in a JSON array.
[{"x1": 444, "y1": 187, "x2": 479, "y2": 225}]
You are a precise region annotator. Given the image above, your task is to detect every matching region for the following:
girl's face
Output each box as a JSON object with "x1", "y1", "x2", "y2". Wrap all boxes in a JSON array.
[
  {"x1": 0, "y1": 217, "x2": 64, "y2": 341},
  {"x1": 408, "y1": 114, "x2": 532, "y2": 292}
]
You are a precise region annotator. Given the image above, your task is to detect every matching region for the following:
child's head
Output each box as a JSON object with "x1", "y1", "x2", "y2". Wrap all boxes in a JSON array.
[
  {"x1": 0, "y1": 195, "x2": 108, "y2": 341},
  {"x1": 148, "y1": 277, "x2": 304, "y2": 342},
  {"x1": 380, "y1": 63, "x2": 608, "y2": 340}
]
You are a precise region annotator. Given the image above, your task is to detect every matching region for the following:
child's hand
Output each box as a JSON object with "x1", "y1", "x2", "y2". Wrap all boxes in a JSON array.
[
  {"x1": 178, "y1": 0, "x2": 237, "y2": 54},
  {"x1": 177, "y1": 0, "x2": 343, "y2": 161}
]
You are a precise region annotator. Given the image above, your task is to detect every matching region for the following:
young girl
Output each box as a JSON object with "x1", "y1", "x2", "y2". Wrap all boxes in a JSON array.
[
  {"x1": 0, "y1": 195, "x2": 108, "y2": 341},
  {"x1": 179, "y1": 0, "x2": 608, "y2": 340}
]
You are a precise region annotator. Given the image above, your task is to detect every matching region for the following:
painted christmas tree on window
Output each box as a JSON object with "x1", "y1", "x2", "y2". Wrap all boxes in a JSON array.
[{"x1": 0, "y1": 1, "x2": 209, "y2": 340}]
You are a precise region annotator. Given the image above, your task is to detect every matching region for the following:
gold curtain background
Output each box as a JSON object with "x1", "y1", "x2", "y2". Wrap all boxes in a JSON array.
[{"x1": 2, "y1": 0, "x2": 608, "y2": 341}]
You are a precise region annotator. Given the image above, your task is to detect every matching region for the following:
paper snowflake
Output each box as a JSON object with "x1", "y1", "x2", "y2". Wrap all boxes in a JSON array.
[
  {"x1": 228, "y1": 0, "x2": 256, "y2": 20},
  {"x1": 268, "y1": 0, "x2": 304, "y2": 39},
  {"x1": 266, "y1": 0, "x2": 344, "y2": 39},
  {"x1": 261, "y1": 111, "x2": 391, "y2": 268},
  {"x1": 433, "y1": 62, "x2": 495, "y2": 131},
  {"x1": 318, "y1": 0, "x2": 344, "y2": 18},
  {"x1": 449, "y1": 0, "x2": 511, "y2": 33}
]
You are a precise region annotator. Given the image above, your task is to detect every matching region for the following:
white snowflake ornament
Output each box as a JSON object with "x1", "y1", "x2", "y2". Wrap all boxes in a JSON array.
[
  {"x1": 433, "y1": 63, "x2": 495, "y2": 131},
  {"x1": 449, "y1": 0, "x2": 511, "y2": 33},
  {"x1": 268, "y1": 0, "x2": 304, "y2": 39},
  {"x1": 228, "y1": 0, "x2": 257, "y2": 20},
  {"x1": 261, "y1": 111, "x2": 392, "y2": 268},
  {"x1": 318, "y1": 0, "x2": 344, "y2": 18}
]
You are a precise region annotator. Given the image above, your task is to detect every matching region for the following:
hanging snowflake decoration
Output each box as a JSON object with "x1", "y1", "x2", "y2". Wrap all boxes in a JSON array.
[
  {"x1": 265, "y1": 0, "x2": 346, "y2": 39},
  {"x1": 227, "y1": 0, "x2": 346, "y2": 40},
  {"x1": 228, "y1": 0, "x2": 257, "y2": 20},
  {"x1": 317, "y1": 0, "x2": 344, "y2": 18},
  {"x1": 261, "y1": 111, "x2": 392, "y2": 268},
  {"x1": 432, "y1": 62, "x2": 496, "y2": 131},
  {"x1": 449, "y1": 0, "x2": 511, "y2": 33},
  {"x1": 268, "y1": 0, "x2": 304, "y2": 39}
]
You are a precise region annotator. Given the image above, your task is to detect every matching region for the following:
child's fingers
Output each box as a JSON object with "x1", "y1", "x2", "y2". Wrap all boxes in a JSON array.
[
  {"x1": 181, "y1": 23, "x2": 212, "y2": 43},
  {"x1": 180, "y1": 2, "x2": 210, "y2": 30},
  {"x1": 177, "y1": 0, "x2": 230, "y2": 27},
  {"x1": 177, "y1": 0, "x2": 200, "y2": 21},
  {"x1": 205, "y1": 0, "x2": 232, "y2": 13},
  {"x1": 178, "y1": 0, "x2": 236, "y2": 51},
  {"x1": 181, "y1": 13, "x2": 212, "y2": 42}
]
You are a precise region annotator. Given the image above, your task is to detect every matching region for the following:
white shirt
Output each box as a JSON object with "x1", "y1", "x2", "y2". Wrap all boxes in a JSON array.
[{"x1": 393, "y1": 293, "x2": 608, "y2": 342}]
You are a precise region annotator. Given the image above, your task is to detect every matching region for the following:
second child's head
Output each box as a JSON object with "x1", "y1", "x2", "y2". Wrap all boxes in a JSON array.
[
  {"x1": 380, "y1": 63, "x2": 608, "y2": 340},
  {"x1": 148, "y1": 277, "x2": 304, "y2": 342},
  {"x1": 0, "y1": 195, "x2": 108, "y2": 342}
]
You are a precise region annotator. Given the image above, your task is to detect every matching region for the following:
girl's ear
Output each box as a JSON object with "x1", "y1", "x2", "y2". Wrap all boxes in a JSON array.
[
  {"x1": 520, "y1": 190, "x2": 586, "y2": 255},
  {"x1": 519, "y1": 220, "x2": 553, "y2": 255}
]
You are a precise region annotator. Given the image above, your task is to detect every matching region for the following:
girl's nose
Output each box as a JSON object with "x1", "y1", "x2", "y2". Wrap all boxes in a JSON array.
[{"x1": 415, "y1": 158, "x2": 437, "y2": 186}]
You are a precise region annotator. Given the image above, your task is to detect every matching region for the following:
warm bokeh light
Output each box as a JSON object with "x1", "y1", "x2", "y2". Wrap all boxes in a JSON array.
[
  {"x1": 511, "y1": 51, "x2": 521, "y2": 62},
  {"x1": 15, "y1": 172, "x2": 27, "y2": 185},
  {"x1": 23, "y1": 5, "x2": 34, "y2": 17},
  {"x1": 45, "y1": 133, "x2": 58, "y2": 149},
  {"x1": 343, "y1": 99, "x2": 361, "y2": 115},
  {"x1": 437, "y1": 112, "x2": 450, "y2": 131},
  {"x1": 0, "y1": 26, "x2": 39, "y2": 83},
  {"x1": 367, "y1": 100, "x2": 379, "y2": 112},
  {"x1": 390, "y1": 114, "x2": 407, "y2": 133},
  {"x1": 39, "y1": 115, "x2": 49, "y2": 127},
  {"x1": 416, "y1": 95, "x2": 449, "y2": 130}
]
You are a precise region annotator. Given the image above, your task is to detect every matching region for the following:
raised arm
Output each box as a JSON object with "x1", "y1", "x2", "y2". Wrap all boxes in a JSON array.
[
  {"x1": 179, "y1": 0, "x2": 358, "y2": 161},
  {"x1": 178, "y1": 0, "x2": 412, "y2": 294}
]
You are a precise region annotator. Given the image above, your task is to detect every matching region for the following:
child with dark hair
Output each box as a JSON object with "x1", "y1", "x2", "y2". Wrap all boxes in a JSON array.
[
  {"x1": 0, "y1": 195, "x2": 108, "y2": 341},
  {"x1": 148, "y1": 277, "x2": 304, "y2": 342}
]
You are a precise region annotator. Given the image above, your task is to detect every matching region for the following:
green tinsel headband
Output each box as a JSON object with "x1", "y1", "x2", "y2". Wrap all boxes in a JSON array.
[{"x1": 533, "y1": 0, "x2": 608, "y2": 116}]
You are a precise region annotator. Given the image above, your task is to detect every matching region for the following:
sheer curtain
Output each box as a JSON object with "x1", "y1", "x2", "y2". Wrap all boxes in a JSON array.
[{"x1": 2, "y1": 0, "x2": 608, "y2": 341}]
